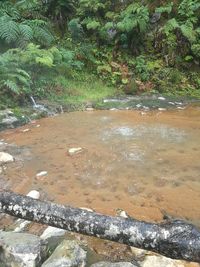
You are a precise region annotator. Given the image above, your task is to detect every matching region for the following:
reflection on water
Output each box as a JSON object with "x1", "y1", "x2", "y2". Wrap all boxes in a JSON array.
[{"x1": 1, "y1": 106, "x2": 200, "y2": 226}]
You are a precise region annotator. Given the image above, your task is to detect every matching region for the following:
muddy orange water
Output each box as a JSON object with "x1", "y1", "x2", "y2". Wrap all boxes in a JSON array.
[{"x1": 1, "y1": 107, "x2": 200, "y2": 226}]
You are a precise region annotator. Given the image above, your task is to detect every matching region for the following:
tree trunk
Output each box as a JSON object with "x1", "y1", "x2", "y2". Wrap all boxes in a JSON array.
[{"x1": 0, "y1": 190, "x2": 200, "y2": 263}]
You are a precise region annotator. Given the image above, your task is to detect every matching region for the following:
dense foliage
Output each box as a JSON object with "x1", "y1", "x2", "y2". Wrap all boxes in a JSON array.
[{"x1": 0, "y1": 0, "x2": 200, "y2": 105}]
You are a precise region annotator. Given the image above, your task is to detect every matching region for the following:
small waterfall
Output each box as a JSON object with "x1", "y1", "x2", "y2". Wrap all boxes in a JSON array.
[
  {"x1": 30, "y1": 96, "x2": 38, "y2": 107},
  {"x1": 29, "y1": 95, "x2": 55, "y2": 116}
]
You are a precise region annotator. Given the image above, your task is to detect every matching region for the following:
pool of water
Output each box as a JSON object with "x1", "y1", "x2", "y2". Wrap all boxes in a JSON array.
[{"x1": 1, "y1": 106, "x2": 200, "y2": 227}]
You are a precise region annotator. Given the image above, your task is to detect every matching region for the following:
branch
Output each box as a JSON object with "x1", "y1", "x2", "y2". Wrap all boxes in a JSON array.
[{"x1": 0, "y1": 190, "x2": 200, "y2": 263}]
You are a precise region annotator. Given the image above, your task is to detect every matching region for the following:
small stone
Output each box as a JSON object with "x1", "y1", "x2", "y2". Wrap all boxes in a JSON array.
[
  {"x1": 68, "y1": 147, "x2": 83, "y2": 156},
  {"x1": 158, "y1": 108, "x2": 166, "y2": 111},
  {"x1": 116, "y1": 209, "x2": 129, "y2": 218},
  {"x1": 0, "y1": 152, "x2": 14, "y2": 164},
  {"x1": 110, "y1": 108, "x2": 117, "y2": 111},
  {"x1": 36, "y1": 124, "x2": 40, "y2": 128},
  {"x1": 177, "y1": 107, "x2": 185, "y2": 110},
  {"x1": 22, "y1": 128, "x2": 30, "y2": 133},
  {"x1": 158, "y1": 97, "x2": 166, "y2": 101},
  {"x1": 27, "y1": 190, "x2": 40, "y2": 199},
  {"x1": 168, "y1": 102, "x2": 175, "y2": 105},
  {"x1": 80, "y1": 207, "x2": 94, "y2": 212},
  {"x1": 41, "y1": 240, "x2": 87, "y2": 267},
  {"x1": 86, "y1": 107, "x2": 94, "y2": 111},
  {"x1": 36, "y1": 171, "x2": 48, "y2": 178}
]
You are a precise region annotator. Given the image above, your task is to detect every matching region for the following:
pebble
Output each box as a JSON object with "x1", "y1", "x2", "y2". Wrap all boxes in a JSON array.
[
  {"x1": 68, "y1": 147, "x2": 83, "y2": 156},
  {"x1": 26, "y1": 190, "x2": 40, "y2": 199},
  {"x1": 80, "y1": 207, "x2": 94, "y2": 212},
  {"x1": 22, "y1": 128, "x2": 30, "y2": 133},
  {"x1": 86, "y1": 107, "x2": 94, "y2": 111},
  {"x1": 36, "y1": 171, "x2": 48, "y2": 178},
  {"x1": 158, "y1": 97, "x2": 166, "y2": 101},
  {"x1": 158, "y1": 108, "x2": 167, "y2": 111}
]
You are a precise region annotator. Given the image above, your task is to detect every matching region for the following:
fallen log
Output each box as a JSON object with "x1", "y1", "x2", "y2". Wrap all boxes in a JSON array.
[{"x1": 0, "y1": 190, "x2": 199, "y2": 263}]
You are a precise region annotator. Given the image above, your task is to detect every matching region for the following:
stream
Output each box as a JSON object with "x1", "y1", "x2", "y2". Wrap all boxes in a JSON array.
[{"x1": 0, "y1": 105, "x2": 200, "y2": 263}]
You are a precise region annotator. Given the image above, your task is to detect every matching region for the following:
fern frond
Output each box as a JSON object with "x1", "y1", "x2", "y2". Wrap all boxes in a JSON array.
[
  {"x1": 0, "y1": 15, "x2": 19, "y2": 43},
  {"x1": 3, "y1": 80, "x2": 20, "y2": 94}
]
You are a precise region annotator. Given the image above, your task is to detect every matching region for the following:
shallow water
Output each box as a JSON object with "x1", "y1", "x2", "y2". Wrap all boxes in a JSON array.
[{"x1": 1, "y1": 106, "x2": 200, "y2": 226}]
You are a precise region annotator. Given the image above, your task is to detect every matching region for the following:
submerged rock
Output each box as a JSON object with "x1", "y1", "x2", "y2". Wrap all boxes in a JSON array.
[
  {"x1": 68, "y1": 147, "x2": 83, "y2": 156},
  {"x1": 90, "y1": 262, "x2": 137, "y2": 267},
  {"x1": 36, "y1": 171, "x2": 48, "y2": 178},
  {"x1": 0, "y1": 231, "x2": 43, "y2": 267},
  {"x1": 41, "y1": 240, "x2": 87, "y2": 267},
  {"x1": 0, "y1": 152, "x2": 14, "y2": 164}
]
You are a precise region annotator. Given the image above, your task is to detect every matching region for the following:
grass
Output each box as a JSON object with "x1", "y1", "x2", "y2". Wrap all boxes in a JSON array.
[{"x1": 47, "y1": 73, "x2": 118, "y2": 106}]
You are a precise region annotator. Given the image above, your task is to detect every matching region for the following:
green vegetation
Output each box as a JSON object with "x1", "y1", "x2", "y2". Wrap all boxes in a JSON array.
[{"x1": 0, "y1": 0, "x2": 200, "y2": 108}]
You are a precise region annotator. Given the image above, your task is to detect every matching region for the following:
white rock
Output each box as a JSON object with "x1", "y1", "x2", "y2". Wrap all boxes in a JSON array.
[
  {"x1": 158, "y1": 108, "x2": 167, "y2": 111},
  {"x1": 158, "y1": 97, "x2": 166, "y2": 101},
  {"x1": 86, "y1": 107, "x2": 94, "y2": 111},
  {"x1": 26, "y1": 190, "x2": 40, "y2": 199},
  {"x1": 36, "y1": 171, "x2": 48, "y2": 178},
  {"x1": 68, "y1": 147, "x2": 83, "y2": 155},
  {"x1": 80, "y1": 207, "x2": 94, "y2": 212},
  {"x1": 22, "y1": 128, "x2": 30, "y2": 133},
  {"x1": 0, "y1": 152, "x2": 14, "y2": 164},
  {"x1": 177, "y1": 107, "x2": 185, "y2": 110},
  {"x1": 141, "y1": 255, "x2": 185, "y2": 267},
  {"x1": 40, "y1": 226, "x2": 66, "y2": 241}
]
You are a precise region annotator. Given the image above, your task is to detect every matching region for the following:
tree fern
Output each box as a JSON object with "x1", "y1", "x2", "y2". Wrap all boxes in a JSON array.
[
  {"x1": 0, "y1": 3, "x2": 54, "y2": 47},
  {"x1": 117, "y1": 3, "x2": 149, "y2": 33},
  {"x1": 155, "y1": 2, "x2": 173, "y2": 14},
  {"x1": 0, "y1": 15, "x2": 19, "y2": 44}
]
